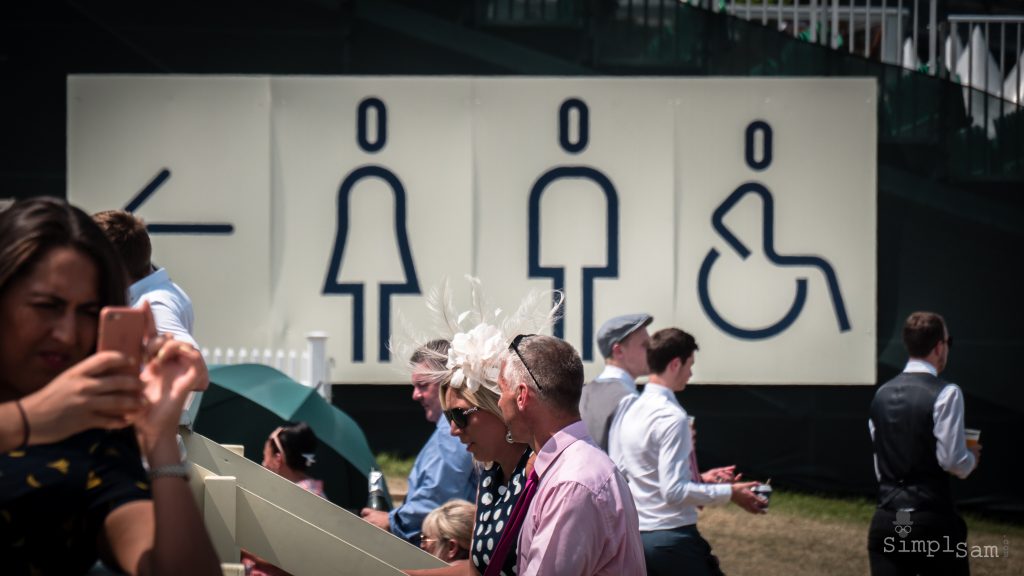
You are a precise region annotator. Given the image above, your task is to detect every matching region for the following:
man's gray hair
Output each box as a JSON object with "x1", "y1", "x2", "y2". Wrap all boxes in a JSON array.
[{"x1": 502, "y1": 334, "x2": 584, "y2": 415}]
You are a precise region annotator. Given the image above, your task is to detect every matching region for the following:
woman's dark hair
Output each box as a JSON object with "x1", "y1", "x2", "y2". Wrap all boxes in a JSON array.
[
  {"x1": 269, "y1": 421, "x2": 319, "y2": 472},
  {"x1": 0, "y1": 198, "x2": 128, "y2": 312}
]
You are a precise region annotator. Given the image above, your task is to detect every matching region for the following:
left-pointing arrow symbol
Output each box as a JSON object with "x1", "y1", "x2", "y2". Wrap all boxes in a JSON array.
[{"x1": 125, "y1": 169, "x2": 234, "y2": 235}]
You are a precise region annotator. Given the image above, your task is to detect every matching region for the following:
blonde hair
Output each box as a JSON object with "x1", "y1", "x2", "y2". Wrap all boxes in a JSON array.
[
  {"x1": 439, "y1": 378, "x2": 503, "y2": 420},
  {"x1": 422, "y1": 499, "x2": 475, "y2": 557}
]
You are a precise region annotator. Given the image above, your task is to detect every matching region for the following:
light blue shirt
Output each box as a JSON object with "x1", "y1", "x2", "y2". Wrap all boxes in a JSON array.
[
  {"x1": 128, "y1": 267, "x2": 197, "y2": 348},
  {"x1": 389, "y1": 415, "x2": 477, "y2": 542}
]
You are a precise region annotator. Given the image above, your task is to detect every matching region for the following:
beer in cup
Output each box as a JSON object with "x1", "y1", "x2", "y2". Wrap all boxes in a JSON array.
[{"x1": 964, "y1": 428, "x2": 981, "y2": 448}]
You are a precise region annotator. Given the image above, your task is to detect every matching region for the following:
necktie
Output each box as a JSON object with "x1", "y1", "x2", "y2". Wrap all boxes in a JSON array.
[
  {"x1": 689, "y1": 435, "x2": 704, "y2": 511},
  {"x1": 484, "y1": 469, "x2": 539, "y2": 576}
]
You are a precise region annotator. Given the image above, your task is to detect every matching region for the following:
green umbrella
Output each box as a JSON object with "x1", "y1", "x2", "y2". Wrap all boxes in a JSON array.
[{"x1": 195, "y1": 363, "x2": 388, "y2": 511}]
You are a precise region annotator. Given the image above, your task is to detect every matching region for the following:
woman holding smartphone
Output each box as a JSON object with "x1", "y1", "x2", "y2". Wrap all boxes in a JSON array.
[{"x1": 0, "y1": 198, "x2": 220, "y2": 575}]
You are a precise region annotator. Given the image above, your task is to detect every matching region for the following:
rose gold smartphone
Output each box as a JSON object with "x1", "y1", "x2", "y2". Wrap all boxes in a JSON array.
[{"x1": 97, "y1": 306, "x2": 149, "y2": 375}]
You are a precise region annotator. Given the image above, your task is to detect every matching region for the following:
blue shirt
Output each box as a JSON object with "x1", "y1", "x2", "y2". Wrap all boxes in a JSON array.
[{"x1": 389, "y1": 415, "x2": 477, "y2": 542}]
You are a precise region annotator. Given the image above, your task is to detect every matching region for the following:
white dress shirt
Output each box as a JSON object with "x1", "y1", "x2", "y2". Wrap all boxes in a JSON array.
[
  {"x1": 610, "y1": 383, "x2": 731, "y2": 531},
  {"x1": 596, "y1": 365, "x2": 637, "y2": 393},
  {"x1": 868, "y1": 359, "x2": 977, "y2": 480}
]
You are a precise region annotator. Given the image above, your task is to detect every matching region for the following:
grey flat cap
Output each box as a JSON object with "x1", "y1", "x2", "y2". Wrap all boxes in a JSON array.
[{"x1": 596, "y1": 313, "x2": 653, "y2": 358}]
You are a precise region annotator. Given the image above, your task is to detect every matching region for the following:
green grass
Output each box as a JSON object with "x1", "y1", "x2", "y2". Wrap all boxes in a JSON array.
[
  {"x1": 368, "y1": 455, "x2": 1024, "y2": 540},
  {"x1": 963, "y1": 511, "x2": 1024, "y2": 538},
  {"x1": 771, "y1": 489, "x2": 1024, "y2": 538},
  {"x1": 374, "y1": 452, "x2": 414, "y2": 480},
  {"x1": 771, "y1": 489, "x2": 877, "y2": 526}
]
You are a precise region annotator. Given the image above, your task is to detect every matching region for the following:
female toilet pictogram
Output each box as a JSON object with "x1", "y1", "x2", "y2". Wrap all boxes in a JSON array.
[{"x1": 323, "y1": 97, "x2": 421, "y2": 362}]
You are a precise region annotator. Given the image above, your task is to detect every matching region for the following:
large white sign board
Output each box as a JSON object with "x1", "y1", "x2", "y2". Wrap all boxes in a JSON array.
[{"x1": 68, "y1": 76, "x2": 876, "y2": 384}]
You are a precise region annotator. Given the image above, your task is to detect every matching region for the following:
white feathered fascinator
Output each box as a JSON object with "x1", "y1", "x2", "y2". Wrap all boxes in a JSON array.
[{"x1": 390, "y1": 276, "x2": 562, "y2": 395}]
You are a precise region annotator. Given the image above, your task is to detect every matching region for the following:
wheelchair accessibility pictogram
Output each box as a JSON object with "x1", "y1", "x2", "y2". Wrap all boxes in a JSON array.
[
  {"x1": 697, "y1": 121, "x2": 851, "y2": 340},
  {"x1": 323, "y1": 97, "x2": 420, "y2": 362},
  {"x1": 528, "y1": 98, "x2": 619, "y2": 361}
]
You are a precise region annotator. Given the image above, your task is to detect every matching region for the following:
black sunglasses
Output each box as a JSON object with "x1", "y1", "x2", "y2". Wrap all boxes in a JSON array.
[
  {"x1": 509, "y1": 334, "x2": 543, "y2": 391},
  {"x1": 443, "y1": 406, "x2": 479, "y2": 429}
]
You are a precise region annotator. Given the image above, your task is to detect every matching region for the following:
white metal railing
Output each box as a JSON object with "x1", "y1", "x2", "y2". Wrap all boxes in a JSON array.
[
  {"x1": 949, "y1": 16, "x2": 1024, "y2": 106},
  {"x1": 697, "y1": 1, "x2": 1024, "y2": 104},
  {"x1": 202, "y1": 332, "x2": 333, "y2": 402}
]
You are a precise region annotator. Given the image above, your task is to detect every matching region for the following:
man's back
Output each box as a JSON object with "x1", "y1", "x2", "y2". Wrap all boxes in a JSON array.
[
  {"x1": 870, "y1": 372, "x2": 952, "y2": 511},
  {"x1": 580, "y1": 370, "x2": 634, "y2": 451}
]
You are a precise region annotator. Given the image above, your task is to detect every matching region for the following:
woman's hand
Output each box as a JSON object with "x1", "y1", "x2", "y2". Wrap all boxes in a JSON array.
[
  {"x1": 18, "y1": 352, "x2": 146, "y2": 445},
  {"x1": 133, "y1": 338, "x2": 207, "y2": 457}
]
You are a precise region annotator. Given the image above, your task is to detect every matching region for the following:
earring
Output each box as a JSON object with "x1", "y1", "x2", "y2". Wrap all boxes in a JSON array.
[{"x1": 505, "y1": 430, "x2": 515, "y2": 444}]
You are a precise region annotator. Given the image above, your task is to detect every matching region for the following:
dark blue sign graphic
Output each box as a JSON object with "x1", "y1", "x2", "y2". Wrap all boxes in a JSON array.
[
  {"x1": 697, "y1": 121, "x2": 851, "y2": 339},
  {"x1": 323, "y1": 97, "x2": 420, "y2": 363},
  {"x1": 529, "y1": 98, "x2": 619, "y2": 361},
  {"x1": 125, "y1": 169, "x2": 234, "y2": 234}
]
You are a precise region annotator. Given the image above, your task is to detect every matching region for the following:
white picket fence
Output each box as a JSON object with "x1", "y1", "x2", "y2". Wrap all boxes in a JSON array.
[{"x1": 202, "y1": 332, "x2": 333, "y2": 402}]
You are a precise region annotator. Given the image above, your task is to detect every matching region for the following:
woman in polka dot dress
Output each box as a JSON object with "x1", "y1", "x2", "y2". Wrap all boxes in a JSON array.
[
  {"x1": 400, "y1": 280, "x2": 559, "y2": 576},
  {"x1": 442, "y1": 378, "x2": 532, "y2": 576},
  {"x1": 404, "y1": 342, "x2": 537, "y2": 576}
]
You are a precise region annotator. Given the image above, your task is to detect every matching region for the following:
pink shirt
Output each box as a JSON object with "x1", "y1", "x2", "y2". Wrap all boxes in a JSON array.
[{"x1": 517, "y1": 421, "x2": 646, "y2": 576}]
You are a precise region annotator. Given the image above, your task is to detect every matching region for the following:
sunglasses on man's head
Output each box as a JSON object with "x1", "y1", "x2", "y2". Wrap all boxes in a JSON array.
[
  {"x1": 508, "y1": 334, "x2": 543, "y2": 391},
  {"x1": 444, "y1": 406, "x2": 479, "y2": 429}
]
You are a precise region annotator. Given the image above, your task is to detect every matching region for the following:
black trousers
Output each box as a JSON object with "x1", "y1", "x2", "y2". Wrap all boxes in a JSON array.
[
  {"x1": 642, "y1": 525, "x2": 725, "y2": 576},
  {"x1": 867, "y1": 508, "x2": 970, "y2": 576}
]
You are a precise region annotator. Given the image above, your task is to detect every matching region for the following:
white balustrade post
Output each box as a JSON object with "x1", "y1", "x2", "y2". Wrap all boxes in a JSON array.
[
  {"x1": 287, "y1": 350, "x2": 298, "y2": 382},
  {"x1": 306, "y1": 332, "x2": 330, "y2": 402}
]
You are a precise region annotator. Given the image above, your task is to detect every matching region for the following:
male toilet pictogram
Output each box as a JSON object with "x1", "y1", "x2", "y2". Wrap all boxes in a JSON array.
[{"x1": 528, "y1": 98, "x2": 619, "y2": 361}]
